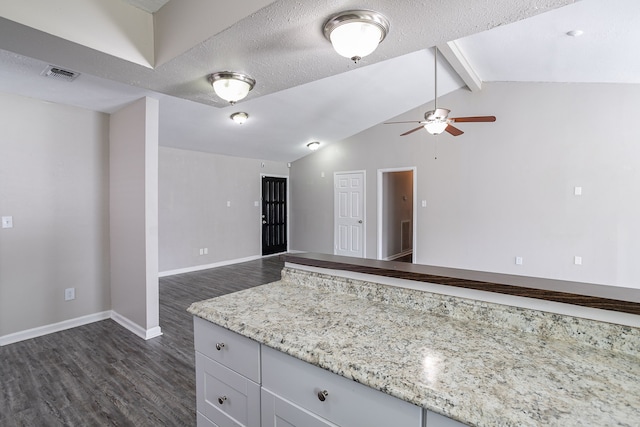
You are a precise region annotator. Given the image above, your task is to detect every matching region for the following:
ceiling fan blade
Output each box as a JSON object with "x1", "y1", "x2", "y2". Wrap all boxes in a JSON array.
[
  {"x1": 385, "y1": 120, "x2": 424, "y2": 124},
  {"x1": 400, "y1": 126, "x2": 425, "y2": 136},
  {"x1": 445, "y1": 124, "x2": 464, "y2": 136},
  {"x1": 449, "y1": 116, "x2": 496, "y2": 123}
]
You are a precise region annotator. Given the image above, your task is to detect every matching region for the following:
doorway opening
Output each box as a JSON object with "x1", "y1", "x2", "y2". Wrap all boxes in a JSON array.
[
  {"x1": 261, "y1": 175, "x2": 288, "y2": 256},
  {"x1": 377, "y1": 168, "x2": 416, "y2": 263}
]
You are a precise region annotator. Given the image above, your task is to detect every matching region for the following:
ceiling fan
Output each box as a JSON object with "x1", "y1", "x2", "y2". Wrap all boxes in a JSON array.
[{"x1": 385, "y1": 47, "x2": 496, "y2": 137}]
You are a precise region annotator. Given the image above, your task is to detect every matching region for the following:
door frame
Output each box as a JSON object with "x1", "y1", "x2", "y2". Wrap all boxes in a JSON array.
[
  {"x1": 260, "y1": 173, "x2": 290, "y2": 256},
  {"x1": 377, "y1": 167, "x2": 417, "y2": 262},
  {"x1": 334, "y1": 170, "x2": 366, "y2": 258}
]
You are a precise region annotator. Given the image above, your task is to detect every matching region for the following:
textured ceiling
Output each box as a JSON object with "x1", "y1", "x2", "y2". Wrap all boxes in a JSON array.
[{"x1": 0, "y1": 0, "x2": 637, "y2": 162}]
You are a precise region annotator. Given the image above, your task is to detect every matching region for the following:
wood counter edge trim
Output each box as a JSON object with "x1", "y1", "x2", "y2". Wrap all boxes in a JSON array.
[{"x1": 281, "y1": 255, "x2": 640, "y2": 316}]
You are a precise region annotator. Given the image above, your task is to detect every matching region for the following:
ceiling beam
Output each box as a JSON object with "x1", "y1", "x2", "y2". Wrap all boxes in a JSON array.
[{"x1": 437, "y1": 41, "x2": 482, "y2": 92}]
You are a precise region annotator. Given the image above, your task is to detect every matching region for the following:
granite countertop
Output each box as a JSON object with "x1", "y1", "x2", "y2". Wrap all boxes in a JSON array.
[{"x1": 188, "y1": 268, "x2": 640, "y2": 427}]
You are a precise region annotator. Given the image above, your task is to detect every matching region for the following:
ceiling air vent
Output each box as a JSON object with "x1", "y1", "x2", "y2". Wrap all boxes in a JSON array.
[{"x1": 41, "y1": 65, "x2": 80, "y2": 82}]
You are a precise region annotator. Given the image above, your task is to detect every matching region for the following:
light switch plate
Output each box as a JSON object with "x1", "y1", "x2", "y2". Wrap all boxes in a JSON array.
[{"x1": 2, "y1": 216, "x2": 13, "y2": 228}]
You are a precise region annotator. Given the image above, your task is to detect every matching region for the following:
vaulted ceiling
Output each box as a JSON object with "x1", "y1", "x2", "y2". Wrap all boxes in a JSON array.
[{"x1": 0, "y1": 0, "x2": 637, "y2": 162}]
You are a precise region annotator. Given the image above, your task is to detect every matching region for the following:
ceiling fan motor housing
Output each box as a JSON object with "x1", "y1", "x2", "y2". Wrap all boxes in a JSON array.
[{"x1": 425, "y1": 108, "x2": 450, "y2": 121}]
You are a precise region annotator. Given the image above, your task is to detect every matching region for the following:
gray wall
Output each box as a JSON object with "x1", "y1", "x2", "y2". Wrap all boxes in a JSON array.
[
  {"x1": 110, "y1": 97, "x2": 160, "y2": 336},
  {"x1": 0, "y1": 92, "x2": 110, "y2": 336},
  {"x1": 159, "y1": 147, "x2": 289, "y2": 273},
  {"x1": 290, "y1": 82, "x2": 640, "y2": 289}
]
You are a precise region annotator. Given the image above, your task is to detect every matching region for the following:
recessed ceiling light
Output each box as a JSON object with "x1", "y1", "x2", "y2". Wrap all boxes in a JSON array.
[{"x1": 566, "y1": 30, "x2": 584, "y2": 37}]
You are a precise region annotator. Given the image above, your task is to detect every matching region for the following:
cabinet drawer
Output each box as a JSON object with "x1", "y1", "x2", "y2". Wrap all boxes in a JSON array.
[
  {"x1": 196, "y1": 352, "x2": 260, "y2": 427},
  {"x1": 426, "y1": 410, "x2": 469, "y2": 427},
  {"x1": 262, "y1": 346, "x2": 422, "y2": 427},
  {"x1": 197, "y1": 411, "x2": 220, "y2": 427},
  {"x1": 261, "y1": 389, "x2": 338, "y2": 427},
  {"x1": 194, "y1": 316, "x2": 260, "y2": 382}
]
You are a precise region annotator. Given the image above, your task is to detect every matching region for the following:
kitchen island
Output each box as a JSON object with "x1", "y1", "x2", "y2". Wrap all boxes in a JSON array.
[{"x1": 188, "y1": 259, "x2": 640, "y2": 427}]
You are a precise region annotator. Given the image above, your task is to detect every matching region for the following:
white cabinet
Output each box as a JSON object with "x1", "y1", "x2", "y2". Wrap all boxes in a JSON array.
[
  {"x1": 261, "y1": 346, "x2": 422, "y2": 427},
  {"x1": 194, "y1": 317, "x2": 261, "y2": 427},
  {"x1": 193, "y1": 316, "x2": 468, "y2": 427},
  {"x1": 425, "y1": 411, "x2": 469, "y2": 427},
  {"x1": 262, "y1": 389, "x2": 338, "y2": 427}
]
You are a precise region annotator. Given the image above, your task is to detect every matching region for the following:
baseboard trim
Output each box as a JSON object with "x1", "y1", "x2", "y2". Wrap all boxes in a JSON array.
[
  {"x1": 0, "y1": 311, "x2": 111, "y2": 347},
  {"x1": 1, "y1": 310, "x2": 163, "y2": 346},
  {"x1": 159, "y1": 254, "x2": 264, "y2": 277},
  {"x1": 111, "y1": 311, "x2": 163, "y2": 340},
  {"x1": 385, "y1": 250, "x2": 413, "y2": 261}
]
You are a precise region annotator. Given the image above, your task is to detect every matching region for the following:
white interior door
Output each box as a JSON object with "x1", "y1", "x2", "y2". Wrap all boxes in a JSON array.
[{"x1": 334, "y1": 171, "x2": 365, "y2": 258}]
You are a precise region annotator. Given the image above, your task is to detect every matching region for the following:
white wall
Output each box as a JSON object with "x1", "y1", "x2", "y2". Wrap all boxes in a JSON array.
[
  {"x1": 159, "y1": 147, "x2": 289, "y2": 273},
  {"x1": 110, "y1": 97, "x2": 160, "y2": 339},
  {"x1": 0, "y1": 92, "x2": 110, "y2": 337},
  {"x1": 290, "y1": 82, "x2": 640, "y2": 289}
]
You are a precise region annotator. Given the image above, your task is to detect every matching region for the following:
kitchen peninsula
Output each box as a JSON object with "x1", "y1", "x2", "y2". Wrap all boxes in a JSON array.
[{"x1": 188, "y1": 253, "x2": 640, "y2": 427}]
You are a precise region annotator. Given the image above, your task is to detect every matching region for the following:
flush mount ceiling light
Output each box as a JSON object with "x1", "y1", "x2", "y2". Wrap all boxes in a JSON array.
[
  {"x1": 209, "y1": 72, "x2": 255, "y2": 104},
  {"x1": 230, "y1": 112, "x2": 249, "y2": 124},
  {"x1": 307, "y1": 141, "x2": 320, "y2": 151},
  {"x1": 323, "y1": 10, "x2": 390, "y2": 63},
  {"x1": 566, "y1": 29, "x2": 584, "y2": 37}
]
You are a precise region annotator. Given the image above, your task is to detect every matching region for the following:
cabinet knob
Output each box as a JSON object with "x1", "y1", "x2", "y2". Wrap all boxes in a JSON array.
[
  {"x1": 317, "y1": 390, "x2": 329, "y2": 402},
  {"x1": 218, "y1": 396, "x2": 227, "y2": 405},
  {"x1": 216, "y1": 342, "x2": 225, "y2": 351}
]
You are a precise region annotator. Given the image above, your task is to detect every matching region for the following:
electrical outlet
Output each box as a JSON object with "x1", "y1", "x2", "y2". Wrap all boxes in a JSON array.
[
  {"x1": 1, "y1": 216, "x2": 13, "y2": 228},
  {"x1": 64, "y1": 288, "x2": 75, "y2": 301}
]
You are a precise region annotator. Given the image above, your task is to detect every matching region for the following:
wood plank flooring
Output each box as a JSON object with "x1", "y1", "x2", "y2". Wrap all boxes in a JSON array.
[{"x1": 0, "y1": 256, "x2": 284, "y2": 427}]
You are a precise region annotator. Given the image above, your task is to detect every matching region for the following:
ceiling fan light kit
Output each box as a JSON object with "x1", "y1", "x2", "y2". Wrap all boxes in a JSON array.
[
  {"x1": 323, "y1": 10, "x2": 390, "y2": 63},
  {"x1": 424, "y1": 108, "x2": 450, "y2": 135},
  {"x1": 209, "y1": 71, "x2": 255, "y2": 104}
]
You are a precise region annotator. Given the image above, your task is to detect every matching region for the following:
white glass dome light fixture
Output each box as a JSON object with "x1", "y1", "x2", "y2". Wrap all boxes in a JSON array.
[
  {"x1": 323, "y1": 10, "x2": 390, "y2": 63},
  {"x1": 307, "y1": 141, "x2": 321, "y2": 151},
  {"x1": 423, "y1": 108, "x2": 450, "y2": 135},
  {"x1": 209, "y1": 72, "x2": 256, "y2": 104},
  {"x1": 230, "y1": 112, "x2": 249, "y2": 124}
]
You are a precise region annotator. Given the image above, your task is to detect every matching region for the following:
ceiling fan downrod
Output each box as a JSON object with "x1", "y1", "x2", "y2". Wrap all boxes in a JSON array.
[{"x1": 433, "y1": 46, "x2": 438, "y2": 111}]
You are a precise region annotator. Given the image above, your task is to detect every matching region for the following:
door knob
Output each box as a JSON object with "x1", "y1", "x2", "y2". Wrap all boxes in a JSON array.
[
  {"x1": 358, "y1": 220, "x2": 363, "y2": 224},
  {"x1": 262, "y1": 220, "x2": 267, "y2": 224}
]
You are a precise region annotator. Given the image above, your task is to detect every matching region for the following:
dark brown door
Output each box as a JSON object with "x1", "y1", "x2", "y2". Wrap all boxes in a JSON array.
[{"x1": 262, "y1": 176, "x2": 287, "y2": 255}]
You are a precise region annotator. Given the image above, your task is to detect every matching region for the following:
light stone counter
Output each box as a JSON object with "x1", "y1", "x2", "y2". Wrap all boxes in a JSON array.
[{"x1": 188, "y1": 267, "x2": 640, "y2": 427}]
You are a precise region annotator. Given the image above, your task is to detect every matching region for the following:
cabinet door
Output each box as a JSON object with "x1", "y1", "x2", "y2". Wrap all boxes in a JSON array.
[
  {"x1": 426, "y1": 410, "x2": 469, "y2": 427},
  {"x1": 262, "y1": 389, "x2": 338, "y2": 427},
  {"x1": 196, "y1": 352, "x2": 260, "y2": 427}
]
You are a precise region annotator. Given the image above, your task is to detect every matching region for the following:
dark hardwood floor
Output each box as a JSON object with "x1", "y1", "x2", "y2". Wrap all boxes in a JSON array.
[{"x1": 0, "y1": 256, "x2": 284, "y2": 427}]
